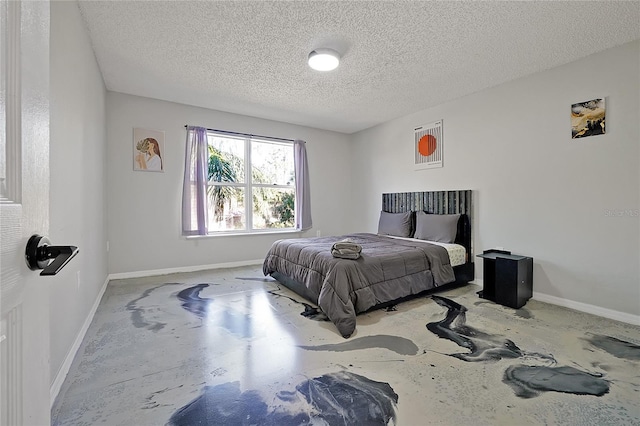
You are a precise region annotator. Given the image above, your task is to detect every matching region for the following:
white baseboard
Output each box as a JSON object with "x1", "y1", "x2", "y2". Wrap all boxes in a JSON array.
[
  {"x1": 532, "y1": 291, "x2": 640, "y2": 326},
  {"x1": 50, "y1": 275, "x2": 110, "y2": 408},
  {"x1": 474, "y1": 278, "x2": 639, "y2": 325},
  {"x1": 107, "y1": 259, "x2": 264, "y2": 281}
]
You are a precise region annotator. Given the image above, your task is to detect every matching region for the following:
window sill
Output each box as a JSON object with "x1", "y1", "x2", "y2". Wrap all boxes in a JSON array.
[{"x1": 185, "y1": 229, "x2": 303, "y2": 239}]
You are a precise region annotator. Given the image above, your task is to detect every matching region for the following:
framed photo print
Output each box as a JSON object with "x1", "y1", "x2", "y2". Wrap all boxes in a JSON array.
[
  {"x1": 414, "y1": 120, "x2": 443, "y2": 169},
  {"x1": 571, "y1": 98, "x2": 605, "y2": 139},
  {"x1": 133, "y1": 128, "x2": 164, "y2": 172}
]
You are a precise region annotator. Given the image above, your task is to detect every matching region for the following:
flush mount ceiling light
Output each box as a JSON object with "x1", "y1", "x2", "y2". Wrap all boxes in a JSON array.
[{"x1": 308, "y1": 48, "x2": 340, "y2": 71}]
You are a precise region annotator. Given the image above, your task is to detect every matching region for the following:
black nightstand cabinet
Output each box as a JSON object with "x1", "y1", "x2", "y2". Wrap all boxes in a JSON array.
[
  {"x1": 494, "y1": 256, "x2": 533, "y2": 309},
  {"x1": 477, "y1": 250, "x2": 533, "y2": 309}
]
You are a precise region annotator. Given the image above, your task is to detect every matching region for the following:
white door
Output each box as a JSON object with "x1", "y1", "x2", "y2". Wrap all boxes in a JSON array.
[{"x1": 0, "y1": 0, "x2": 51, "y2": 424}]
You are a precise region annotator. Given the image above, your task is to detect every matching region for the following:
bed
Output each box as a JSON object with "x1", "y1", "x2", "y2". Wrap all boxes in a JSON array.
[{"x1": 263, "y1": 190, "x2": 474, "y2": 338}]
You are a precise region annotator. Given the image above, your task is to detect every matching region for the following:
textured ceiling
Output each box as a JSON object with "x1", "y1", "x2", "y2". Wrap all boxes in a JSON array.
[{"x1": 77, "y1": 1, "x2": 640, "y2": 134}]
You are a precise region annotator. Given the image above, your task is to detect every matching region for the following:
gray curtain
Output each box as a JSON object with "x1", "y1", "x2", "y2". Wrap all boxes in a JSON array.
[
  {"x1": 294, "y1": 139, "x2": 312, "y2": 231},
  {"x1": 182, "y1": 126, "x2": 208, "y2": 235}
]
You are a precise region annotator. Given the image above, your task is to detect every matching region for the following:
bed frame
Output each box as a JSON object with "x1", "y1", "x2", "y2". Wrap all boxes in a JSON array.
[
  {"x1": 382, "y1": 190, "x2": 474, "y2": 284},
  {"x1": 269, "y1": 190, "x2": 476, "y2": 319}
]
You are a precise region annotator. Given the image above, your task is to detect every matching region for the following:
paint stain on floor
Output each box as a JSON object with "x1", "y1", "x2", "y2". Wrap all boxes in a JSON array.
[
  {"x1": 266, "y1": 287, "x2": 329, "y2": 321},
  {"x1": 167, "y1": 371, "x2": 398, "y2": 426},
  {"x1": 503, "y1": 365, "x2": 609, "y2": 398},
  {"x1": 584, "y1": 333, "x2": 640, "y2": 361},
  {"x1": 427, "y1": 295, "x2": 550, "y2": 362},
  {"x1": 176, "y1": 283, "x2": 211, "y2": 318},
  {"x1": 299, "y1": 335, "x2": 419, "y2": 356},
  {"x1": 177, "y1": 283, "x2": 254, "y2": 338},
  {"x1": 427, "y1": 295, "x2": 611, "y2": 398},
  {"x1": 125, "y1": 283, "x2": 181, "y2": 332}
]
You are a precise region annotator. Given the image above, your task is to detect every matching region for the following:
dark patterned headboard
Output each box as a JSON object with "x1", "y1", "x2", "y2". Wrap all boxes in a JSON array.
[{"x1": 382, "y1": 190, "x2": 473, "y2": 259}]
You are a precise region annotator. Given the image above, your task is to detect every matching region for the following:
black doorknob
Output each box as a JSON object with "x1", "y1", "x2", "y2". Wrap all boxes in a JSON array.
[{"x1": 25, "y1": 234, "x2": 79, "y2": 276}]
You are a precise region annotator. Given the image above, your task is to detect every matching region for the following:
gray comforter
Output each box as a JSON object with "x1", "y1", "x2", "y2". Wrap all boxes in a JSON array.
[{"x1": 262, "y1": 233, "x2": 455, "y2": 337}]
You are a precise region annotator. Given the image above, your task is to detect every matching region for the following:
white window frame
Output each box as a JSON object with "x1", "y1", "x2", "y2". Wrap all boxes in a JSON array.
[{"x1": 206, "y1": 130, "x2": 296, "y2": 235}]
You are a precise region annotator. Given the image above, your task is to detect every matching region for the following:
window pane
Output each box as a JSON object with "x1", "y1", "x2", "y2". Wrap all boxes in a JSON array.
[
  {"x1": 207, "y1": 135, "x2": 245, "y2": 183},
  {"x1": 252, "y1": 187, "x2": 295, "y2": 229},
  {"x1": 251, "y1": 140, "x2": 294, "y2": 185},
  {"x1": 208, "y1": 185, "x2": 246, "y2": 231}
]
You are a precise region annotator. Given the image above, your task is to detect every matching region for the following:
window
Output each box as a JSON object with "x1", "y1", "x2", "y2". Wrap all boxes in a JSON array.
[
  {"x1": 207, "y1": 132, "x2": 295, "y2": 232},
  {"x1": 182, "y1": 127, "x2": 311, "y2": 236}
]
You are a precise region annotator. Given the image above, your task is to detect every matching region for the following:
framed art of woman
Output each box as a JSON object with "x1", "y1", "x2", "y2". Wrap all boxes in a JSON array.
[{"x1": 134, "y1": 128, "x2": 165, "y2": 172}]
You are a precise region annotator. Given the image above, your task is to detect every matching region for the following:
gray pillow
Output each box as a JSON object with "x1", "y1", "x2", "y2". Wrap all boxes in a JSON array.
[
  {"x1": 414, "y1": 211, "x2": 460, "y2": 243},
  {"x1": 377, "y1": 211, "x2": 413, "y2": 237}
]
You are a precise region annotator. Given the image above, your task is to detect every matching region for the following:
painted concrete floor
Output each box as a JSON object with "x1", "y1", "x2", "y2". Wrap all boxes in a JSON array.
[{"x1": 52, "y1": 265, "x2": 640, "y2": 425}]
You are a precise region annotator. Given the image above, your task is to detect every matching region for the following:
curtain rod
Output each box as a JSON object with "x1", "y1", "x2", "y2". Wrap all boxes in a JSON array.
[{"x1": 184, "y1": 125, "x2": 294, "y2": 143}]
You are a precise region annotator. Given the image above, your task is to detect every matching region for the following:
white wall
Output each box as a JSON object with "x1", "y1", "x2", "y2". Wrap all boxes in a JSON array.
[
  {"x1": 350, "y1": 40, "x2": 640, "y2": 318},
  {"x1": 106, "y1": 93, "x2": 352, "y2": 274},
  {"x1": 50, "y1": 0, "x2": 108, "y2": 387}
]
